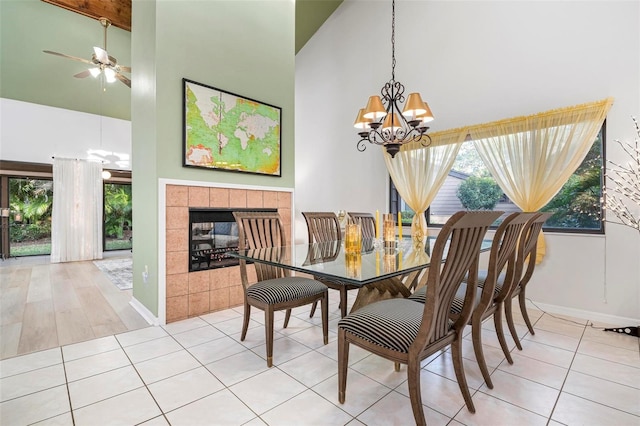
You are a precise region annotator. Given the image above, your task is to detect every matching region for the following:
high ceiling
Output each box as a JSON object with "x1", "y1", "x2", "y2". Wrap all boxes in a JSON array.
[
  {"x1": 42, "y1": 0, "x2": 343, "y2": 54},
  {"x1": 42, "y1": 0, "x2": 131, "y2": 31},
  {"x1": 295, "y1": 0, "x2": 343, "y2": 53}
]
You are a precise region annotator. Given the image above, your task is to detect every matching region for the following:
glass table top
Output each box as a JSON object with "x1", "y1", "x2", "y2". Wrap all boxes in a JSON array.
[{"x1": 230, "y1": 237, "x2": 492, "y2": 287}]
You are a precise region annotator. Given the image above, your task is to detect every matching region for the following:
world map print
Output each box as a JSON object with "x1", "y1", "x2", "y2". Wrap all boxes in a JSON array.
[{"x1": 184, "y1": 80, "x2": 281, "y2": 176}]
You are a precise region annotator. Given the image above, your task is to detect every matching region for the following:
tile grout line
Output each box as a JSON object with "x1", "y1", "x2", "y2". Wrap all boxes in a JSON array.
[
  {"x1": 56, "y1": 346, "x2": 77, "y2": 426},
  {"x1": 544, "y1": 311, "x2": 587, "y2": 425}
]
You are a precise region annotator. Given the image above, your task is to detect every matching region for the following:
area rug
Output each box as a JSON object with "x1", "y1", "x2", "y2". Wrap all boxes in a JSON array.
[{"x1": 93, "y1": 257, "x2": 133, "y2": 290}]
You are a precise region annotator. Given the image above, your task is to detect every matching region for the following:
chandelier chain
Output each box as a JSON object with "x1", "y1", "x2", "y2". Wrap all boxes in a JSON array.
[{"x1": 391, "y1": 0, "x2": 396, "y2": 82}]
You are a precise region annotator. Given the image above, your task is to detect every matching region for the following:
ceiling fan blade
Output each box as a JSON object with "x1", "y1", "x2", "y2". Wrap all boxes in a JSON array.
[
  {"x1": 115, "y1": 73, "x2": 131, "y2": 88},
  {"x1": 93, "y1": 46, "x2": 110, "y2": 64},
  {"x1": 119, "y1": 65, "x2": 132, "y2": 73},
  {"x1": 43, "y1": 50, "x2": 93, "y2": 65},
  {"x1": 73, "y1": 70, "x2": 92, "y2": 78}
]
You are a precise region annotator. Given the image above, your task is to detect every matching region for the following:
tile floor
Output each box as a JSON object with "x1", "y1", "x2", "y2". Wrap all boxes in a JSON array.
[{"x1": 1, "y1": 292, "x2": 638, "y2": 426}]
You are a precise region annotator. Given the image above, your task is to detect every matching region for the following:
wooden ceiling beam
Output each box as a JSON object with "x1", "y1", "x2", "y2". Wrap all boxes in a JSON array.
[{"x1": 42, "y1": 0, "x2": 131, "y2": 31}]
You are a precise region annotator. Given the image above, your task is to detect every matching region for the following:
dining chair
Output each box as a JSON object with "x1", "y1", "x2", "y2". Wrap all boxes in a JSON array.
[
  {"x1": 233, "y1": 211, "x2": 329, "y2": 367},
  {"x1": 337, "y1": 210, "x2": 502, "y2": 425},
  {"x1": 303, "y1": 212, "x2": 358, "y2": 318},
  {"x1": 346, "y1": 212, "x2": 376, "y2": 239},
  {"x1": 505, "y1": 212, "x2": 552, "y2": 350},
  {"x1": 409, "y1": 211, "x2": 536, "y2": 389}
]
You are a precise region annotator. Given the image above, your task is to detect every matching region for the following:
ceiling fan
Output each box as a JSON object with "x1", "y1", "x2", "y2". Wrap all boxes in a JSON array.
[{"x1": 43, "y1": 17, "x2": 131, "y2": 88}]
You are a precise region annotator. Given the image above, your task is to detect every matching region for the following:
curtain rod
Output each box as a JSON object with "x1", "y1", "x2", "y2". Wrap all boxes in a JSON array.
[{"x1": 51, "y1": 156, "x2": 105, "y2": 163}]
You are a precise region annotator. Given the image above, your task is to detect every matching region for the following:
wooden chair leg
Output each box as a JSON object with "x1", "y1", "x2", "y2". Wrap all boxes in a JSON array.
[
  {"x1": 472, "y1": 316, "x2": 493, "y2": 389},
  {"x1": 337, "y1": 328, "x2": 349, "y2": 404},
  {"x1": 339, "y1": 287, "x2": 348, "y2": 318},
  {"x1": 394, "y1": 362, "x2": 401, "y2": 372},
  {"x1": 321, "y1": 293, "x2": 329, "y2": 345},
  {"x1": 505, "y1": 298, "x2": 523, "y2": 350},
  {"x1": 241, "y1": 302, "x2": 251, "y2": 341},
  {"x1": 309, "y1": 301, "x2": 318, "y2": 318},
  {"x1": 494, "y1": 304, "x2": 514, "y2": 364},
  {"x1": 407, "y1": 358, "x2": 426, "y2": 426},
  {"x1": 283, "y1": 308, "x2": 292, "y2": 328},
  {"x1": 265, "y1": 307, "x2": 274, "y2": 367},
  {"x1": 519, "y1": 289, "x2": 535, "y2": 335},
  {"x1": 451, "y1": 337, "x2": 476, "y2": 413}
]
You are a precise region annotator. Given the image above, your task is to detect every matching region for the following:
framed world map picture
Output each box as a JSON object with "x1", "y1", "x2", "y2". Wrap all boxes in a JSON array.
[{"x1": 183, "y1": 79, "x2": 282, "y2": 176}]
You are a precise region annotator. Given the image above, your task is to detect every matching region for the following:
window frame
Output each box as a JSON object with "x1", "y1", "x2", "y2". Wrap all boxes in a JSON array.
[
  {"x1": 389, "y1": 124, "x2": 606, "y2": 235},
  {"x1": 0, "y1": 161, "x2": 132, "y2": 257},
  {"x1": 103, "y1": 181, "x2": 133, "y2": 251}
]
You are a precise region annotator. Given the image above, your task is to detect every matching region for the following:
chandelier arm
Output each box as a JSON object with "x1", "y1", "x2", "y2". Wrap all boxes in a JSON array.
[
  {"x1": 357, "y1": 138, "x2": 369, "y2": 152},
  {"x1": 368, "y1": 128, "x2": 388, "y2": 145},
  {"x1": 420, "y1": 132, "x2": 432, "y2": 147}
]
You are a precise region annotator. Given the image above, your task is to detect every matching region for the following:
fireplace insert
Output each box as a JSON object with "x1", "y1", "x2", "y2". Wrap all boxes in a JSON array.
[{"x1": 189, "y1": 208, "x2": 276, "y2": 272}]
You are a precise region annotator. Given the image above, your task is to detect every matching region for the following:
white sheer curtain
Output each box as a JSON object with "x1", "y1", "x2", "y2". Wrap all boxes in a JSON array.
[
  {"x1": 469, "y1": 98, "x2": 613, "y2": 262},
  {"x1": 51, "y1": 158, "x2": 104, "y2": 262},
  {"x1": 384, "y1": 129, "x2": 467, "y2": 248}
]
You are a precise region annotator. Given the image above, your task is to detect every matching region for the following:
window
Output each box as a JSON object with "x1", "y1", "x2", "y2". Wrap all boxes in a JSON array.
[
  {"x1": 390, "y1": 126, "x2": 605, "y2": 233},
  {"x1": 104, "y1": 182, "x2": 132, "y2": 251},
  {"x1": 1, "y1": 162, "x2": 133, "y2": 258},
  {"x1": 9, "y1": 177, "x2": 53, "y2": 256}
]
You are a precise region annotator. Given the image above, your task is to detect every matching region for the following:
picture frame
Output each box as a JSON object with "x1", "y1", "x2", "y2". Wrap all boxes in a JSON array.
[{"x1": 183, "y1": 78, "x2": 282, "y2": 176}]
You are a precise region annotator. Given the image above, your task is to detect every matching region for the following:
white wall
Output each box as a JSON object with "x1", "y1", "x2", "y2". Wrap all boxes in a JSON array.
[
  {"x1": 1, "y1": 98, "x2": 131, "y2": 169},
  {"x1": 295, "y1": 0, "x2": 640, "y2": 321}
]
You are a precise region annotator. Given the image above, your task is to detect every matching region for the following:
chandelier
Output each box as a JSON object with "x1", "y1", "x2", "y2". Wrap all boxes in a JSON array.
[{"x1": 354, "y1": 0, "x2": 434, "y2": 158}]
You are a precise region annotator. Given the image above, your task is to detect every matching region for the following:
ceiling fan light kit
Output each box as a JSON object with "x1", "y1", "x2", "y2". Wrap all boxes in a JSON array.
[{"x1": 43, "y1": 17, "x2": 131, "y2": 88}]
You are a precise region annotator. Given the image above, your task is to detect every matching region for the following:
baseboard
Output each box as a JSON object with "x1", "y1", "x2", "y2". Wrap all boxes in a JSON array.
[
  {"x1": 130, "y1": 297, "x2": 160, "y2": 326},
  {"x1": 527, "y1": 300, "x2": 640, "y2": 326}
]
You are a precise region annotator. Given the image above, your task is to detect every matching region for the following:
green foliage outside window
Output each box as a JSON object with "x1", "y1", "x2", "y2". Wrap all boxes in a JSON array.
[
  {"x1": 399, "y1": 209, "x2": 415, "y2": 225},
  {"x1": 541, "y1": 134, "x2": 602, "y2": 229},
  {"x1": 457, "y1": 176, "x2": 504, "y2": 211},
  {"x1": 104, "y1": 183, "x2": 132, "y2": 250},
  {"x1": 9, "y1": 178, "x2": 53, "y2": 255}
]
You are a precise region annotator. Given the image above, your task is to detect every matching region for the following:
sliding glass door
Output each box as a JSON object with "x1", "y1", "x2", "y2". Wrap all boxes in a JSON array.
[
  {"x1": 104, "y1": 182, "x2": 132, "y2": 251},
  {"x1": 9, "y1": 177, "x2": 53, "y2": 256}
]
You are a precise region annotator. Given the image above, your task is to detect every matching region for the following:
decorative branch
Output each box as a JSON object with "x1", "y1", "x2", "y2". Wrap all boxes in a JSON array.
[{"x1": 604, "y1": 116, "x2": 640, "y2": 233}]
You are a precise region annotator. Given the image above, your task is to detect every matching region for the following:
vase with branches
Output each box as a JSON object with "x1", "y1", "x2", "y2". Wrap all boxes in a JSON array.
[
  {"x1": 604, "y1": 116, "x2": 640, "y2": 233},
  {"x1": 602, "y1": 116, "x2": 640, "y2": 337}
]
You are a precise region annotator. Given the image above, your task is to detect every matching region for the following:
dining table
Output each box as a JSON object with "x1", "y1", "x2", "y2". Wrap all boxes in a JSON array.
[{"x1": 230, "y1": 236, "x2": 492, "y2": 313}]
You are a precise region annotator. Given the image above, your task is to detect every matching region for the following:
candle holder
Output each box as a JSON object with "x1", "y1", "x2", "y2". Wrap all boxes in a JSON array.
[
  {"x1": 383, "y1": 213, "x2": 396, "y2": 250},
  {"x1": 383, "y1": 251, "x2": 396, "y2": 273},
  {"x1": 345, "y1": 252, "x2": 362, "y2": 279},
  {"x1": 337, "y1": 210, "x2": 347, "y2": 228},
  {"x1": 344, "y1": 220, "x2": 362, "y2": 254}
]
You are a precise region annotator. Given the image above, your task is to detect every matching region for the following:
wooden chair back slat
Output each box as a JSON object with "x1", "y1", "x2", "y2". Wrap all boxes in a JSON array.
[
  {"x1": 302, "y1": 212, "x2": 341, "y2": 244},
  {"x1": 512, "y1": 212, "x2": 553, "y2": 295},
  {"x1": 486, "y1": 212, "x2": 537, "y2": 303},
  {"x1": 347, "y1": 212, "x2": 376, "y2": 239},
  {"x1": 233, "y1": 212, "x2": 289, "y2": 287},
  {"x1": 415, "y1": 211, "x2": 503, "y2": 347}
]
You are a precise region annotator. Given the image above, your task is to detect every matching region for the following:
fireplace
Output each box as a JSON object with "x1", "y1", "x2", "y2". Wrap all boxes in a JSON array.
[{"x1": 189, "y1": 208, "x2": 276, "y2": 272}]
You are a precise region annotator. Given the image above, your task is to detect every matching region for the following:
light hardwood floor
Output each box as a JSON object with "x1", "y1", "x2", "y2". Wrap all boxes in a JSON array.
[{"x1": 0, "y1": 251, "x2": 150, "y2": 360}]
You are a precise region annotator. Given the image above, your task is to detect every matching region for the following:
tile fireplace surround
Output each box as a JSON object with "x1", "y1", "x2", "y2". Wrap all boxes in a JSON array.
[{"x1": 165, "y1": 183, "x2": 292, "y2": 323}]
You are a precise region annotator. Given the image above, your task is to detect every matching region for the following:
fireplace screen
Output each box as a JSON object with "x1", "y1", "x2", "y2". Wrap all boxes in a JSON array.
[{"x1": 189, "y1": 208, "x2": 275, "y2": 271}]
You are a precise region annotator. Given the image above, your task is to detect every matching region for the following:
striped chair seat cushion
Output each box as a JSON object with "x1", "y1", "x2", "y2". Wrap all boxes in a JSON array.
[
  {"x1": 337, "y1": 299, "x2": 424, "y2": 353},
  {"x1": 247, "y1": 277, "x2": 327, "y2": 305},
  {"x1": 473, "y1": 270, "x2": 506, "y2": 294},
  {"x1": 408, "y1": 284, "x2": 482, "y2": 315},
  {"x1": 407, "y1": 286, "x2": 427, "y2": 304}
]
